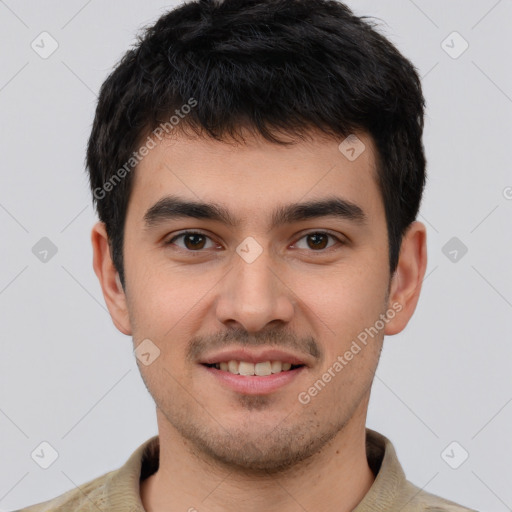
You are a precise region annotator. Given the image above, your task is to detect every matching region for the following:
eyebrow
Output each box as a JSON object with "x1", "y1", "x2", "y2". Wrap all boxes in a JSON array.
[{"x1": 143, "y1": 194, "x2": 367, "y2": 230}]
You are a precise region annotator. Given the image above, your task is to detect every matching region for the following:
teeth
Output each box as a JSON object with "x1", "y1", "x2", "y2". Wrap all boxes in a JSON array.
[
  {"x1": 255, "y1": 361, "x2": 272, "y2": 376},
  {"x1": 271, "y1": 361, "x2": 282, "y2": 373},
  {"x1": 239, "y1": 361, "x2": 254, "y2": 376},
  {"x1": 212, "y1": 360, "x2": 298, "y2": 376}
]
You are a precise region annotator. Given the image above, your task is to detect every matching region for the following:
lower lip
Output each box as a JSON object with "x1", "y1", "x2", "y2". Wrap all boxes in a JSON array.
[{"x1": 201, "y1": 365, "x2": 306, "y2": 395}]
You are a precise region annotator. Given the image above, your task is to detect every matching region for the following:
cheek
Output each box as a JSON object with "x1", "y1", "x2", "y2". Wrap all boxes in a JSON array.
[
  {"x1": 298, "y1": 260, "x2": 388, "y2": 322},
  {"x1": 125, "y1": 252, "x2": 222, "y2": 345}
]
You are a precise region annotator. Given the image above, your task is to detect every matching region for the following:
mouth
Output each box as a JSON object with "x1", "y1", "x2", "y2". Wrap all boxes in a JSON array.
[
  {"x1": 199, "y1": 349, "x2": 310, "y2": 395},
  {"x1": 202, "y1": 360, "x2": 304, "y2": 376}
]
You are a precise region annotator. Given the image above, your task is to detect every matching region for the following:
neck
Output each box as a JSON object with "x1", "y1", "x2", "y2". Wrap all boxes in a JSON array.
[{"x1": 140, "y1": 402, "x2": 375, "y2": 512}]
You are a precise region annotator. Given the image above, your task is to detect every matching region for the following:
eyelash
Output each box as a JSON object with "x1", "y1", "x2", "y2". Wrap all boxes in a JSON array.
[{"x1": 165, "y1": 230, "x2": 345, "y2": 253}]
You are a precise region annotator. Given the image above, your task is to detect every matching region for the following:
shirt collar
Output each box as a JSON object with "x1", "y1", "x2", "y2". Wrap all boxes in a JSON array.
[
  {"x1": 353, "y1": 428, "x2": 408, "y2": 511},
  {"x1": 104, "y1": 428, "x2": 407, "y2": 510}
]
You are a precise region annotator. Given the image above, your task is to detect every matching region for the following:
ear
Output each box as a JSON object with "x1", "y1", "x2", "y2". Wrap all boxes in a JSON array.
[
  {"x1": 91, "y1": 221, "x2": 132, "y2": 335},
  {"x1": 384, "y1": 221, "x2": 427, "y2": 336}
]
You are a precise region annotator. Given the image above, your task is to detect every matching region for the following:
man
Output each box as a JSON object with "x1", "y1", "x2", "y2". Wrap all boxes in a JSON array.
[{"x1": 16, "y1": 0, "x2": 477, "y2": 510}]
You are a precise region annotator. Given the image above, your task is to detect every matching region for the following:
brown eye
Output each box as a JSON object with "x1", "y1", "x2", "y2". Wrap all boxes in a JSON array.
[
  {"x1": 306, "y1": 233, "x2": 329, "y2": 250},
  {"x1": 183, "y1": 233, "x2": 206, "y2": 250},
  {"x1": 294, "y1": 231, "x2": 340, "y2": 251},
  {"x1": 167, "y1": 231, "x2": 215, "y2": 251}
]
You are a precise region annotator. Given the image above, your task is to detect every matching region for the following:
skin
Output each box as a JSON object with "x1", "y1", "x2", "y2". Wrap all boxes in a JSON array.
[{"x1": 92, "y1": 128, "x2": 427, "y2": 512}]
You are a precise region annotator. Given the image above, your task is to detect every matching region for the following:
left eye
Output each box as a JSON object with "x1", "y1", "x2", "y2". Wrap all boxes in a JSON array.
[{"x1": 293, "y1": 232, "x2": 341, "y2": 251}]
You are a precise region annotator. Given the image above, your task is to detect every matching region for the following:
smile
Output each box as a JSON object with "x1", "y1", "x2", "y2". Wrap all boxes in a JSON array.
[{"x1": 203, "y1": 360, "x2": 303, "y2": 376}]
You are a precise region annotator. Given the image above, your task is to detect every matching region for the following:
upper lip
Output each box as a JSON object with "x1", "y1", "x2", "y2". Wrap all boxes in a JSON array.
[{"x1": 199, "y1": 348, "x2": 312, "y2": 367}]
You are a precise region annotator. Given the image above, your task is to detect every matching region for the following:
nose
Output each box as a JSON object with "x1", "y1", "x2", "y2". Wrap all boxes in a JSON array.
[{"x1": 214, "y1": 243, "x2": 295, "y2": 333}]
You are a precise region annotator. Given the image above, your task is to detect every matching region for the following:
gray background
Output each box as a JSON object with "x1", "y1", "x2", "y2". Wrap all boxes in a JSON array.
[{"x1": 1, "y1": 1, "x2": 511, "y2": 510}]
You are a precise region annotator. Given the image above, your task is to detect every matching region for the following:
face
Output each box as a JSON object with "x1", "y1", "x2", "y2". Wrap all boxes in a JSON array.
[{"x1": 93, "y1": 129, "x2": 425, "y2": 473}]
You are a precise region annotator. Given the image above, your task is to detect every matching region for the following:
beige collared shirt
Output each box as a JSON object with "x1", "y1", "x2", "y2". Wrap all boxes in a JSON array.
[{"x1": 14, "y1": 428, "x2": 478, "y2": 511}]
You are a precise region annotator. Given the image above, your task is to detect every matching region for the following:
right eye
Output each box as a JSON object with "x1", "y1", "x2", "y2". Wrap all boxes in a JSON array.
[{"x1": 165, "y1": 231, "x2": 218, "y2": 251}]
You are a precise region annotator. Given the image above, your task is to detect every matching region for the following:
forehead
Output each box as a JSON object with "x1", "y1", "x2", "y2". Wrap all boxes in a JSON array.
[{"x1": 128, "y1": 129, "x2": 383, "y2": 225}]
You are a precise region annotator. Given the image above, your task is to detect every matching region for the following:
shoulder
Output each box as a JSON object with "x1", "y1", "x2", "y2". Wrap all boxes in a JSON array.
[
  {"x1": 363, "y1": 429, "x2": 479, "y2": 512},
  {"x1": 11, "y1": 435, "x2": 158, "y2": 512},
  {"x1": 11, "y1": 469, "x2": 117, "y2": 512},
  {"x1": 399, "y1": 480, "x2": 479, "y2": 512}
]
